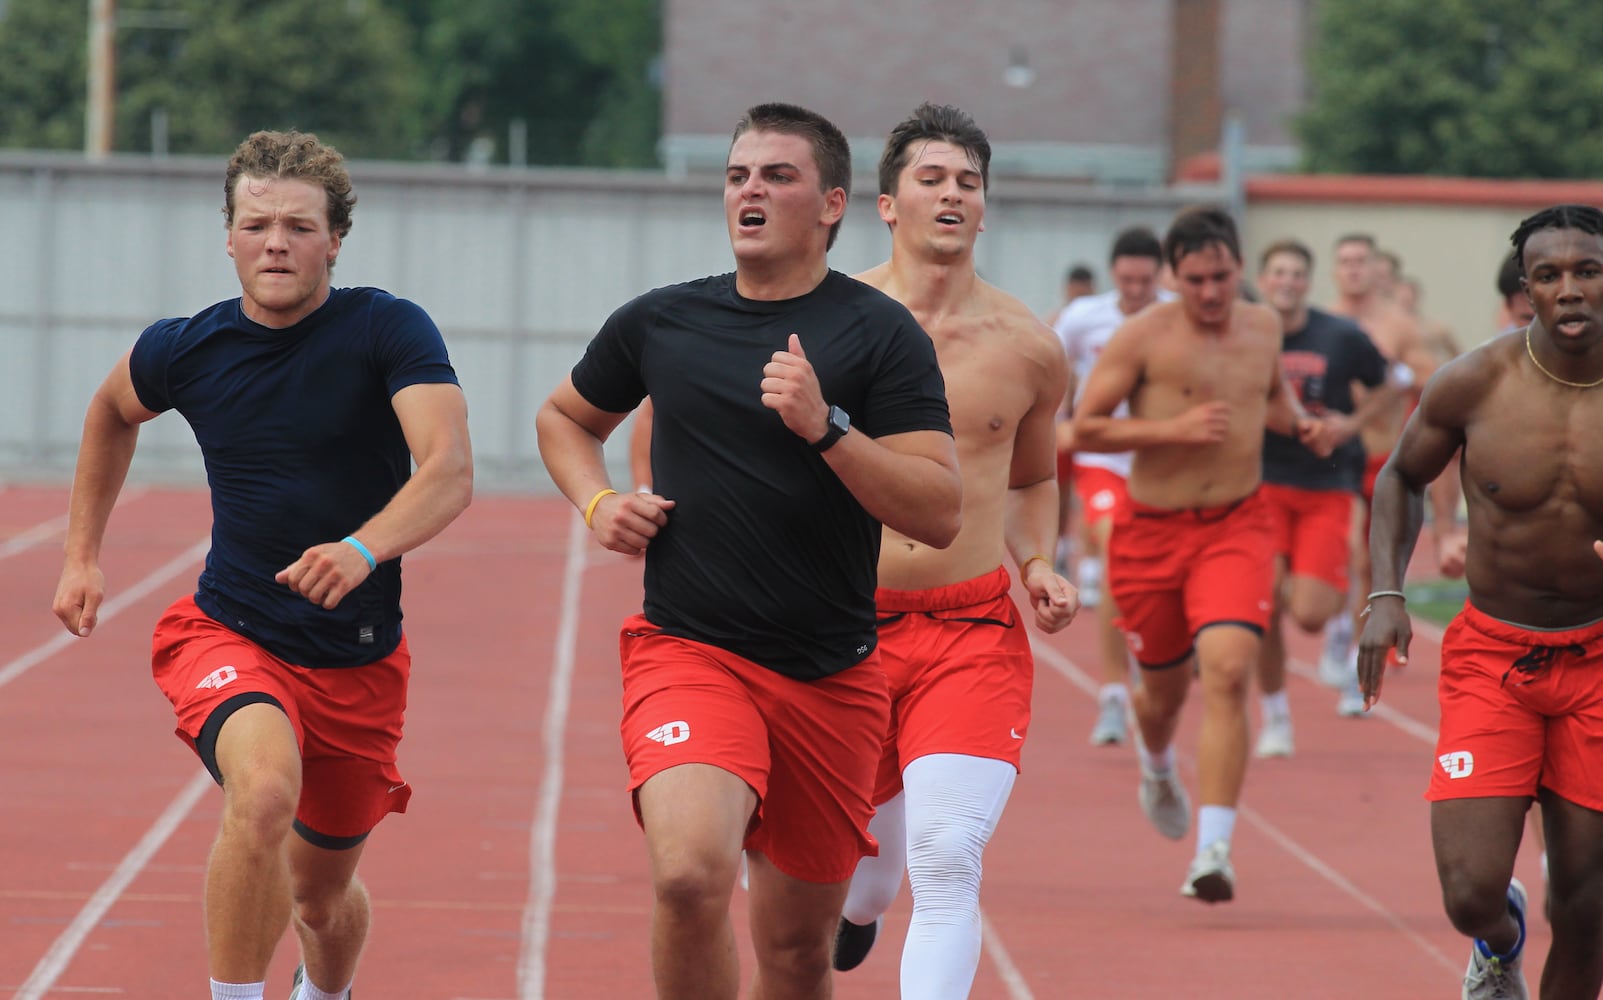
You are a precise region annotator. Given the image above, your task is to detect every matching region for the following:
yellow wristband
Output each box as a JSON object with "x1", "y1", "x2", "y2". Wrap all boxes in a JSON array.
[
  {"x1": 1020, "y1": 553, "x2": 1051, "y2": 577},
  {"x1": 583, "y1": 488, "x2": 618, "y2": 529}
]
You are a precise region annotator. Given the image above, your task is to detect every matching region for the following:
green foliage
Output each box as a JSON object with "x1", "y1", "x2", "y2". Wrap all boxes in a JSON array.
[
  {"x1": 0, "y1": 0, "x2": 662, "y2": 165},
  {"x1": 0, "y1": 0, "x2": 90, "y2": 150},
  {"x1": 1300, "y1": 0, "x2": 1603, "y2": 177}
]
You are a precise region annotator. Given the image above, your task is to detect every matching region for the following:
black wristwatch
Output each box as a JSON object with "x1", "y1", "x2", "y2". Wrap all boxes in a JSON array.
[{"x1": 812, "y1": 405, "x2": 850, "y2": 452}]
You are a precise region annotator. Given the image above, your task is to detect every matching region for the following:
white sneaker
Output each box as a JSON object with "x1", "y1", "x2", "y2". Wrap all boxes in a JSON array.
[
  {"x1": 1180, "y1": 840, "x2": 1235, "y2": 904},
  {"x1": 1336, "y1": 682, "x2": 1367, "y2": 717},
  {"x1": 1089, "y1": 695, "x2": 1128, "y2": 746},
  {"x1": 1462, "y1": 879, "x2": 1529, "y2": 999},
  {"x1": 1138, "y1": 765, "x2": 1190, "y2": 840},
  {"x1": 1076, "y1": 557, "x2": 1103, "y2": 609},
  {"x1": 1254, "y1": 715, "x2": 1295, "y2": 758},
  {"x1": 1318, "y1": 616, "x2": 1354, "y2": 687}
]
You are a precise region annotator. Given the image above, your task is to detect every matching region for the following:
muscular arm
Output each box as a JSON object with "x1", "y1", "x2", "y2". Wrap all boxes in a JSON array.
[
  {"x1": 1007, "y1": 337, "x2": 1071, "y2": 571},
  {"x1": 52, "y1": 352, "x2": 160, "y2": 636},
  {"x1": 764, "y1": 333, "x2": 961, "y2": 548},
  {"x1": 345, "y1": 382, "x2": 474, "y2": 561},
  {"x1": 1073, "y1": 318, "x2": 1180, "y2": 451},
  {"x1": 1006, "y1": 344, "x2": 1078, "y2": 631},
  {"x1": 536, "y1": 376, "x2": 673, "y2": 556},
  {"x1": 820, "y1": 429, "x2": 962, "y2": 549},
  {"x1": 1359, "y1": 362, "x2": 1477, "y2": 704}
]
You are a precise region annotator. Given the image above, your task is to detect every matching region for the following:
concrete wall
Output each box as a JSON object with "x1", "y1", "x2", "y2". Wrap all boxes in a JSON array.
[{"x1": 0, "y1": 151, "x2": 1204, "y2": 492}]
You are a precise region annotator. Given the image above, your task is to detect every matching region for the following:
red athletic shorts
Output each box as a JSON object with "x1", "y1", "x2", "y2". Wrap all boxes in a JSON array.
[
  {"x1": 871, "y1": 566, "x2": 1033, "y2": 804},
  {"x1": 1428, "y1": 603, "x2": 1603, "y2": 811},
  {"x1": 1072, "y1": 463, "x2": 1128, "y2": 526},
  {"x1": 1108, "y1": 490, "x2": 1275, "y2": 669},
  {"x1": 151, "y1": 595, "x2": 412, "y2": 844},
  {"x1": 617, "y1": 614, "x2": 891, "y2": 883},
  {"x1": 1259, "y1": 483, "x2": 1354, "y2": 590}
]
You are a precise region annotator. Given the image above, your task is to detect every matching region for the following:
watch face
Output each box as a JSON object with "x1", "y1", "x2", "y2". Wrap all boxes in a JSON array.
[{"x1": 829, "y1": 406, "x2": 849, "y2": 435}]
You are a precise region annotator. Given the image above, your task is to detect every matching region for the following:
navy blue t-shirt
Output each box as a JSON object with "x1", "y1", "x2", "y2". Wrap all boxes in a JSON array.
[
  {"x1": 1263, "y1": 307, "x2": 1389, "y2": 493},
  {"x1": 128, "y1": 286, "x2": 459, "y2": 668},
  {"x1": 571, "y1": 270, "x2": 952, "y2": 680}
]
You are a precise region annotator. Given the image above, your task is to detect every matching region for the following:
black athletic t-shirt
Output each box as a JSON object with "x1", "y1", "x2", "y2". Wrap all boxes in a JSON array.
[
  {"x1": 571, "y1": 270, "x2": 951, "y2": 680},
  {"x1": 1262, "y1": 307, "x2": 1388, "y2": 493}
]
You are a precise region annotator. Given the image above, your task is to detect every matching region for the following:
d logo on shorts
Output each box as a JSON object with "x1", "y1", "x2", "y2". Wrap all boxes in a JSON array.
[
  {"x1": 1438, "y1": 750, "x2": 1474, "y2": 779},
  {"x1": 647, "y1": 720, "x2": 690, "y2": 746},
  {"x1": 197, "y1": 665, "x2": 238, "y2": 690}
]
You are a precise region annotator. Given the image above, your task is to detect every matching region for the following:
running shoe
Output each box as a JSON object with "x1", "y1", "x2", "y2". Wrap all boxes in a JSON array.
[
  {"x1": 1462, "y1": 879, "x2": 1528, "y2": 999},
  {"x1": 1336, "y1": 682, "x2": 1367, "y2": 718},
  {"x1": 290, "y1": 964, "x2": 351, "y2": 1000},
  {"x1": 1180, "y1": 840, "x2": 1235, "y2": 904},
  {"x1": 1318, "y1": 616, "x2": 1354, "y2": 687},
  {"x1": 1089, "y1": 694, "x2": 1128, "y2": 746},
  {"x1": 1076, "y1": 557, "x2": 1103, "y2": 609},
  {"x1": 833, "y1": 916, "x2": 880, "y2": 972},
  {"x1": 1254, "y1": 714, "x2": 1295, "y2": 758},
  {"x1": 1138, "y1": 765, "x2": 1190, "y2": 840}
]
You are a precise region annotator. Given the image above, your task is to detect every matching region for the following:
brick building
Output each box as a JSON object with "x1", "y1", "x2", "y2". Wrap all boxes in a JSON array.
[{"x1": 660, "y1": 0, "x2": 1316, "y2": 185}]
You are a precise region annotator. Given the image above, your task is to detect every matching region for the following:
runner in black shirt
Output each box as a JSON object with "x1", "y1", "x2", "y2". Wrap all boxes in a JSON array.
[{"x1": 536, "y1": 102, "x2": 959, "y2": 999}]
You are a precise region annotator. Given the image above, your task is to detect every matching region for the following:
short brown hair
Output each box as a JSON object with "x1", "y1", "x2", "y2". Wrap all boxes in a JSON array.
[
  {"x1": 731, "y1": 103, "x2": 851, "y2": 250},
  {"x1": 1163, "y1": 205, "x2": 1240, "y2": 270},
  {"x1": 223, "y1": 130, "x2": 356, "y2": 239},
  {"x1": 1259, "y1": 238, "x2": 1313, "y2": 272}
]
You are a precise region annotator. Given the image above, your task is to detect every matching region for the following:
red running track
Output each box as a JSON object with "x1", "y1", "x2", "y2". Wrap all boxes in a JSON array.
[{"x1": 0, "y1": 486, "x2": 1552, "y2": 998}]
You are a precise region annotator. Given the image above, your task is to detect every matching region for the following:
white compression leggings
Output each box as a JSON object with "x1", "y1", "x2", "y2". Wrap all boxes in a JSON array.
[{"x1": 841, "y1": 753, "x2": 1017, "y2": 999}]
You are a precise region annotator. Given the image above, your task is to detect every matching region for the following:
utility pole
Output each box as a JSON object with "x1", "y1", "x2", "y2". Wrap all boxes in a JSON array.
[{"x1": 85, "y1": 0, "x2": 116, "y2": 159}]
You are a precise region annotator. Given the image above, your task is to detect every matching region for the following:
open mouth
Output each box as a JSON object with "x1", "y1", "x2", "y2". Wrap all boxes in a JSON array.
[
  {"x1": 935, "y1": 212, "x2": 963, "y2": 226},
  {"x1": 739, "y1": 208, "x2": 766, "y2": 227},
  {"x1": 1556, "y1": 314, "x2": 1590, "y2": 336}
]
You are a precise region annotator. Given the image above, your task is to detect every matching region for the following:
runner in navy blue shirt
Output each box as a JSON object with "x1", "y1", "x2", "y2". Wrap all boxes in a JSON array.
[
  {"x1": 537, "y1": 103, "x2": 960, "y2": 997},
  {"x1": 52, "y1": 130, "x2": 473, "y2": 1000},
  {"x1": 1252, "y1": 238, "x2": 1401, "y2": 754}
]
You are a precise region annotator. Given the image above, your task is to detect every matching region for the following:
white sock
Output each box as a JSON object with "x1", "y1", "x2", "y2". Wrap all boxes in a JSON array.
[
  {"x1": 1197, "y1": 805, "x2": 1237, "y2": 851},
  {"x1": 1260, "y1": 690, "x2": 1290, "y2": 721},
  {"x1": 1077, "y1": 556, "x2": 1103, "y2": 590},
  {"x1": 211, "y1": 981, "x2": 265, "y2": 1000},
  {"x1": 1138, "y1": 743, "x2": 1175, "y2": 774},
  {"x1": 297, "y1": 974, "x2": 351, "y2": 1000},
  {"x1": 1099, "y1": 682, "x2": 1129, "y2": 706}
]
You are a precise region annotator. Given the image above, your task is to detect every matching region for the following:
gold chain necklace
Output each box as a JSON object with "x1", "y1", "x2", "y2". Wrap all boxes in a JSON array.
[{"x1": 1526, "y1": 325, "x2": 1603, "y2": 389}]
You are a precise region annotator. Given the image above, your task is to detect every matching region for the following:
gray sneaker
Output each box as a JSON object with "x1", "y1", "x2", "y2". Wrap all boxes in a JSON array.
[
  {"x1": 1336, "y1": 682, "x2": 1368, "y2": 717},
  {"x1": 290, "y1": 964, "x2": 351, "y2": 1000},
  {"x1": 1254, "y1": 714, "x2": 1295, "y2": 758},
  {"x1": 1089, "y1": 696, "x2": 1128, "y2": 746},
  {"x1": 1181, "y1": 840, "x2": 1235, "y2": 904},
  {"x1": 1462, "y1": 879, "x2": 1529, "y2": 999},
  {"x1": 1138, "y1": 765, "x2": 1190, "y2": 840}
]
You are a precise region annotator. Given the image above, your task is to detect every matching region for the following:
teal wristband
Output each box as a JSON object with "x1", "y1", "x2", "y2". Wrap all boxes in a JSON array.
[{"x1": 342, "y1": 535, "x2": 377, "y2": 571}]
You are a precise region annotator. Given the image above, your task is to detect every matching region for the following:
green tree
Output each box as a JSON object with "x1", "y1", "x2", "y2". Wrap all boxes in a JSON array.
[
  {"x1": 396, "y1": 0, "x2": 659, "y2": 167},
  {"x1": 0, "y1": 0, "x2": 92, "y2": 150},
  {"x1": 1299, "y1": 0, "x2": 1603, "y2": 178},
  {"x1": 0, "y1": 0, "x2": 425, "y2": 157}
]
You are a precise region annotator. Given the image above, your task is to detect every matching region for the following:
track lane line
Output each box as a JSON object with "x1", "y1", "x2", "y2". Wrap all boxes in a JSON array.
[
  {"x1": 0, "y1": 537, "x2": 209, "y2": 691},
  {"x1": 14, "y1": 768, "x2": 213, "y2": 999},
  {"x1": 516, "y1": 515, "x2": 587, "y2": 999},
  {"x1": 1031, "y1": 639, "x2": 1459, "y2": 975}
]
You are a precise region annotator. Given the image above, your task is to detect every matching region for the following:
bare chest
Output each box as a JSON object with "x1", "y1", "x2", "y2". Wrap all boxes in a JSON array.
[
  {"x1": 929, "y1": 320, "x2": 1038, "y2": 443},
  {"x1": 1465, "y1": 386, "x2": 1603, "y2": 514}
]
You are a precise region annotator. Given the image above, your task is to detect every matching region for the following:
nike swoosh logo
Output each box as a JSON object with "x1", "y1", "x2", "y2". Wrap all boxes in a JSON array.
[
  {"x1": 387, "y1": 783, "x2": 408, "y2": 794},
  {"x1": 1010, "y1": 728, "x2": 1025, "y2": 740}
]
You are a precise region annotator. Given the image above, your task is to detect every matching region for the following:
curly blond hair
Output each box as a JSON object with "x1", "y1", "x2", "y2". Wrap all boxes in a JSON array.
[{"x1": 223, "y1": 130, "x2": 356, "y2": 239}]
